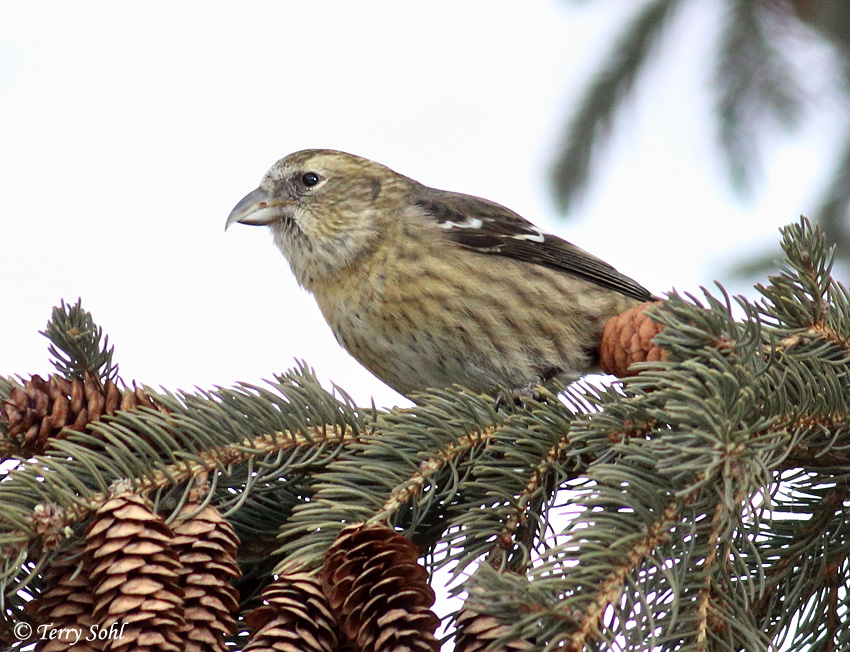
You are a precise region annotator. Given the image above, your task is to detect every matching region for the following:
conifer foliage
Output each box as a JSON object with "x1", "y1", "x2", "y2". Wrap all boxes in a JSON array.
[{"x1": 0, "y1": 217, "x2": 848, "y2": 651}]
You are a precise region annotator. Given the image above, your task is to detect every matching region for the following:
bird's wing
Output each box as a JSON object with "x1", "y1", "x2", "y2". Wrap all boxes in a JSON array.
[{"x1": 415, "y1": 190, "x2": 656, "y2": 303}]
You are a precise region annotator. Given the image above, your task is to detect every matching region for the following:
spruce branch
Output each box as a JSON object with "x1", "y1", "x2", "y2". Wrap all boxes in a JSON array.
[
  {"x1": 2, "y1": 216, "x2": 849, "y2": 650},
  {"x1": 757, "y1": 217, "x2": 850, "y2": 357},
  {"x1": 0, "y1": 368, "x2": 370, "y2": 616},
  {"x1": 751, "y1": 478, "x2": 850, "y2": 649},
  {"x1": 40, "y1": 298, "x2": 117, "y2": 383},
  {"x1": 461, "y1": 217, "x2": 850, "y2": 650},
  {"x1": 0, "y1": 407, "x2": 362, "y2": 552},
  {"x1": 275, "y1": 387, "x2": 506, "y2": 572},
  {"x1": 443, "y1": 389, "x2": 600, "y2": 577}
]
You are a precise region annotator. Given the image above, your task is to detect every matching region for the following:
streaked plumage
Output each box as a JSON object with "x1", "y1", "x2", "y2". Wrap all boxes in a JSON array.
[{"x1": 227, "y1": 150, "x2": 654, "y2": 397}]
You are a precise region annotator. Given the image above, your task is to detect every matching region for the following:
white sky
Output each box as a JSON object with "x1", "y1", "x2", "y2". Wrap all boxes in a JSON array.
[{"x1": 1, "y1": 1, "x2": 842, "y2": 408}]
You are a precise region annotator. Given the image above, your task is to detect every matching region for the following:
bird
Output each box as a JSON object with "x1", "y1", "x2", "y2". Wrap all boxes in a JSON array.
[{"x1": 226, "y1": 149, "x2": 655, "y2": 399}]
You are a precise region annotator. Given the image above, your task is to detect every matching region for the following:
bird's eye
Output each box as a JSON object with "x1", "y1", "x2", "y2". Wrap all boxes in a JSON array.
[{"x1": 301, "y1": 172, "x2": 320, "y2": 188}]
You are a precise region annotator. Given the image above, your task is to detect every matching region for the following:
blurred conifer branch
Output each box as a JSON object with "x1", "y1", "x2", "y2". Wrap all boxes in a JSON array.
[{"x1": 552, "y1": 0, "x2": 850, "y2": 276}]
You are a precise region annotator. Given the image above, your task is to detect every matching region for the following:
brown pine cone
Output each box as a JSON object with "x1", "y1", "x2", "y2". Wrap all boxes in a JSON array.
[
  {"x1": 29, "y1": 545, "x2": 104, "y2": 652},
  {"x1": 322, "y1": 524, "x2": 440, "y2": 652},
  {"x1": 454, "y1": 583, "x2": 535, "y2": 652},
  {"x1": 84, "y1": 488, "x2": 185, "y2": 652},
  {"x1": 599, "y1": 301, "x2": 667, "y2": 378},
  {"x1": 0, "y1": 373, "x2": 161, "y2": 455},
  {"x1": 454, "y1": 608, "x2": 534, "y2": 652},
  {"x1": 171, "y1": 503, "x2": 241, "y2": 652},
  {"x1": 244, "y1": 572, "x2": 341, "y2": 652}
]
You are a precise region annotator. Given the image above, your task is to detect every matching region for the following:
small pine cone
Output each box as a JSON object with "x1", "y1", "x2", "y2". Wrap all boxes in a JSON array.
[
  {"x1": 244, "y1": 572, "x2": 341, "y2": 652},
  {"x1": 454, "y1": 607, "x2": 533, "y2": 652},
  {"x1": 30, "y1": 546, "x2": 104, "y2": 652},
  {"x1": 323, "y1": 524, "x2": 440, "y2": 652},
  {"x1": 31, "y1": 502, "x2": 70, "y2": 551},
  {"x1": 0, "y1": 373, "x2": 160, "y2": 455},
  {"x1": 599, "y1": 301, "x2": 667, "y2": 378},
  {"x1": 171, "y1": 503, "x2": 241, "y2": 652},
  {"x1": 84, "y1": 488, "x2": 185, "y2": 652}
]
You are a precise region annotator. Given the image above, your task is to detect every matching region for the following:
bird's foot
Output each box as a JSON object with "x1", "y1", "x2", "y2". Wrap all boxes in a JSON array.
[
  {"x1": 493, "y1": 367, "x2": 562, "y2": 410},
  {"x1": 493, "y1": 382, "x2": 544, "y2": 411}
]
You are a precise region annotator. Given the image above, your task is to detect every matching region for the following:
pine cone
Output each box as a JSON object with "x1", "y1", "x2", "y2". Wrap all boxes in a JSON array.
[
  {"x1": 599, "y1": 301, "x2": 667, "y2": 378},
  {"x1": 0, "y1": 373, "x2": 162, "y2": 455},
  {"x1": 171, "y1": 503, "x2": 241, "y2": 652},
  {"x1": 31, "y1": 502, "x2": 70, "y2": 551},
  {"x1": 84, "y1": 488, "x2": 184, "y2": 652},
  {"x1": 454, "y1": 607, "x2": 533, "y2": 652},
  {"x1": 244, "y1": 572, "x2": 341, "y2": 652},
  {"x1": 30, "y1": 546, "x2": 103, "y2": 652},
  {"x1": 322, "y1": 524, "x2": 440, "y2": 652}
]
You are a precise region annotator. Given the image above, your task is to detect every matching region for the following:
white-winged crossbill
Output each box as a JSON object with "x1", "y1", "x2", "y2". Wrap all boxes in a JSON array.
[{"x1": 226, "y1": 150, "x2": 655, "y2": 397}]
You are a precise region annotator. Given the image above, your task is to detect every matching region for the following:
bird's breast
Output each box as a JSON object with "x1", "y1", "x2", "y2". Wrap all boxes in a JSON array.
[{"x1": 308, "y1": 244, "x2": 640, "y2": 396}]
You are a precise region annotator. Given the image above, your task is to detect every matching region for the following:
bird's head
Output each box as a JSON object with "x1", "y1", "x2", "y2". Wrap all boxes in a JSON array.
[{"x1": 226, "y1": 149, "x2": 412, "y2": 289}]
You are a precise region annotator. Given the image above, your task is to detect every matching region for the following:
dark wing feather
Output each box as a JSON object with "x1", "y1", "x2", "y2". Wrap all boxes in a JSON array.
[{"x1": 416, "y1": 190, "x2": 655, "y2": 303}]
